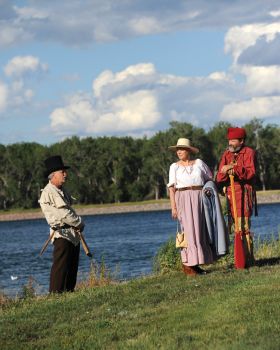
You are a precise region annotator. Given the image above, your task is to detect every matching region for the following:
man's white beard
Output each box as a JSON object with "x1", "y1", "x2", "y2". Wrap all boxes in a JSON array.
[{"x1": 228, "y1": 145, "x2": 242, "y2": 153}]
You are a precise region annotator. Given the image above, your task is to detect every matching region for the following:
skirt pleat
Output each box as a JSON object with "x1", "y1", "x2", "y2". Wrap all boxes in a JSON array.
[{"x1": 176, "y1": 190, "x2": 214, "y2": 266}]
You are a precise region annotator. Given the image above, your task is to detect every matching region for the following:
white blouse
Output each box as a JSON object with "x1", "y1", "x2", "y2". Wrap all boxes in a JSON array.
[{"x1": 167, "y1": 159, "x2": 212, "y2": 188}]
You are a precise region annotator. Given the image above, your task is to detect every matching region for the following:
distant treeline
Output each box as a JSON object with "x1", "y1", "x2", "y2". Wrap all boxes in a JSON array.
[{"x1": 0, "y1": 119, "x2": 279, "y2": 210}]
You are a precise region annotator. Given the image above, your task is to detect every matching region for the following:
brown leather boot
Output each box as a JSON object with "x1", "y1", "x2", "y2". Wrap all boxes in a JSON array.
[
  {"x1": 182, "y1": 265, "x2": 197, "y2": 276},
  {"x1": 193, "y1": 265, "x2": 207, "y2": 275}
]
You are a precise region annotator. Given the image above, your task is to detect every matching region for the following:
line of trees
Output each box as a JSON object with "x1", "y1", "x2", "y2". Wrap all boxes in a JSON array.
[{"x1": 0, "y1": 119, "x2": 279, "y2": 210}]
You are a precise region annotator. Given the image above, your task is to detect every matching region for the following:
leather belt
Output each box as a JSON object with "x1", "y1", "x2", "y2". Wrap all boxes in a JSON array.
[
  {"x1": 177, "y1": 186, "x2": 203, "y2": 191},
  {"x1": 51, "y1": 224, "x2": 71, "y2": 231}
]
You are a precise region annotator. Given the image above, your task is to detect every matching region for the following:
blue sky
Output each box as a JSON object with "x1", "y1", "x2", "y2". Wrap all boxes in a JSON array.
[{"x1": 0, "y1": 0, "x2": 279, "y2": 144}]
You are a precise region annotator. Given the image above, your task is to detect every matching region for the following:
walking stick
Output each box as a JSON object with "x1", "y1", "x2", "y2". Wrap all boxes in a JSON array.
[
  {"x1": 229, "y1": 174, "x2": 245, "y2": 269},
  {"x1": 229, "y1": 175, "x2": 238, "y2": 226},
  {"x1": 40, "y1": 230, "x2": 55, "y2": 256}
]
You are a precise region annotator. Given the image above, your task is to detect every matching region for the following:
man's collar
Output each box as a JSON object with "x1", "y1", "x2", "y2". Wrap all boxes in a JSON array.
[{"x1": 48, "y1": 181, "x2": 64, "y2": 193}]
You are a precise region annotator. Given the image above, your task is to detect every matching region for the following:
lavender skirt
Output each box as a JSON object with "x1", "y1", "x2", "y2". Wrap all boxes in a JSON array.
[{"x1": 175, "y1": 189, "x2": 214, "y2": 266}]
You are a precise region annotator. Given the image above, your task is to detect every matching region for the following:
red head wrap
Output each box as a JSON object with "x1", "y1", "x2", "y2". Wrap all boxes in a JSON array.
[{"x1": 227, "y1": 127, "x2": 246, "y2": 140}]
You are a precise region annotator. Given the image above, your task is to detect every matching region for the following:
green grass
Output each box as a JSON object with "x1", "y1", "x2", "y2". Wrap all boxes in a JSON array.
[
  {"x1": 73, "y1": 198, "x2": 170, "y2": 209},
  {"x1": 256, "y1": 189, "x2": 280, "y2": 196},
  {"x1": 1, "y1": 255, "x2": 280, "y2": 349}
]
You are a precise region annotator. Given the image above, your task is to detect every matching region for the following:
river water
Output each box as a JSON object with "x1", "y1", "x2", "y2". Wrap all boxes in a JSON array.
[{"x1": 0, "y1": 203, "x2": 279, "y2": 297}]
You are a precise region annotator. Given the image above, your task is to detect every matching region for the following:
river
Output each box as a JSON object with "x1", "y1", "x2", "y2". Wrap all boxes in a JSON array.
[{"x1": 0, "y1": 203, "x2": 279, "y2": 297}]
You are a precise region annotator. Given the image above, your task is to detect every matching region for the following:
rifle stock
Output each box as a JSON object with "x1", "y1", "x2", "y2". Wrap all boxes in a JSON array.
[
  {"x1": 76, "y1": 229, "x2": 93, "y2": 258},
  {"x1": 40, "y1": 230, "x2": 55, "y2": 256}
]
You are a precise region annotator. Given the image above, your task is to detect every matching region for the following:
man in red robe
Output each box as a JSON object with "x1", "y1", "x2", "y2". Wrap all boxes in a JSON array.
[{"x1": 216, "y1": 127, "x2": 257, "y2": 269}]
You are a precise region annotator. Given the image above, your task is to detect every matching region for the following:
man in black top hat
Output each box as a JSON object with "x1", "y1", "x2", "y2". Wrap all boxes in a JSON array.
[{"x1": 39, "y1": 155, "x2": 85, "y2": 293}]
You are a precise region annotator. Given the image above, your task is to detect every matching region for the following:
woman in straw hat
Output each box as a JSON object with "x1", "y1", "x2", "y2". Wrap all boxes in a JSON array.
[{"x1": 167, "y1": 138, "x2": 215, "y2": 275}]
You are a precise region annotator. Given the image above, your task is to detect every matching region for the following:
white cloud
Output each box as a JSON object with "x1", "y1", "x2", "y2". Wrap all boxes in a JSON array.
[
  {"x1": 50, "y1": 89, "x2": 160, "y2": 135},
  {"x1": 13, "y1": 6, "x2": 49, "y2": 20},
  {"x1": 50, "y1": 63, "x2": 240, "y2": 136},
  {"x1": 0, "y1": 1, "x2": 279, "y2": 47},
  {"x1": 24, "y1": 89, "x2": 34, "y2": 101},
  {"x1": 0, "y1": 24, "x2": 32, "y2": 47},
  {"x1": 221, "y1": 21, "x2": 280, "y2": 123},
  {"x1": 270, "y1": 10, "x2": 280, "y2": 18},
  {"x1": 221, "y1": 96, "x2": 280, "y2": 120},
  {"x1": 240, "y1": 65, "x2": 280, "y2": 95},
  {"x1": 93, "y1": 63, "x2": 156, "y2": 98},
  {"x1": 4, "y1": 55, "x2": 48, "y2": 77},
  {"x1": 129, "y1": 17, "x2": 162, "y2": 35},
  {"x1": 0, "y1": 1, "x2": 279, "y2": 143},
  {"x1": 225, "y1": 22, "x2": 280, "y2": 63},
  {"x1": 50, "y1": 63, "x2": 161, "y2": 135},
  {"x1": 208, "y1": 71, "x2": 233, "y2": 82},
  {"x1": 0, "y1": 81, "x2": 8, "y2": 112}
]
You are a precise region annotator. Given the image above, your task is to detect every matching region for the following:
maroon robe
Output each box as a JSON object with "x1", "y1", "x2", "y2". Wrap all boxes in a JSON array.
[{"x1": 216, "y1": 146, "x2": 257, "y2": 268}]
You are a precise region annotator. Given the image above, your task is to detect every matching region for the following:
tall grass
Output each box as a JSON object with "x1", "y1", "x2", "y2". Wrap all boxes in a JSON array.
[
  {"x1": 77, "y1": 257, "x2": 119, "y2": 289},
  {"x1": 154, "y1": 231, "x2": 280, "y2": 273},
  {"x1": 254, "y1": 232, "x2": 280, "y2": 259}
]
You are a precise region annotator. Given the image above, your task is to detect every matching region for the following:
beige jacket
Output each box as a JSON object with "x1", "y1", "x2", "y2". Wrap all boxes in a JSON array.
[{"x1": 39, "y1": 182, "x2": 83, "y2": 246}]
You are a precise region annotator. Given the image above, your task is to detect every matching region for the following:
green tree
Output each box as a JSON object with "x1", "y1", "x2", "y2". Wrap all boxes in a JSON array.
[
  {"x1": 244, "y1": 118, "x2": 280, "y2": 190},
  {"x1": 207, "y1": 121, "x2": 232, "y2": 176},
  {"x1": 3, "y1": 143, "x2": 47, "y2": 208}
]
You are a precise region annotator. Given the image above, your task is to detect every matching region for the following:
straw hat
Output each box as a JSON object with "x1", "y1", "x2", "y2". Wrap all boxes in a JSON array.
[{"x1": 168, "y1": 138, "x2": 199, "y2": 153}]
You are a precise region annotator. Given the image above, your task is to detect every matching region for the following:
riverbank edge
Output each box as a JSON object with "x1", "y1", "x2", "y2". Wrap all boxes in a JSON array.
[
  {"x1": 1, "y1": 263, "x2": 280, "y2": 349},
  {"x1": 0, "y1": 190, "x2": 279, "y2": 222}
]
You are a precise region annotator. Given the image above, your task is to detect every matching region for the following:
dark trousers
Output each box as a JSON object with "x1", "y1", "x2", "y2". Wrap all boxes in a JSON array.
[{"x1": 49, "y1": 238, "x2": 80, "y2": 293}]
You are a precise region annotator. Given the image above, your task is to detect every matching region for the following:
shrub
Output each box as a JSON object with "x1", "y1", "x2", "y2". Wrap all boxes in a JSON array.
[
  {"x1": 153, "y1": 237, "x2": 181, "y2": 273},
  {"x1": 21, "y1": 276, "x2": 37, "y2": 299}
]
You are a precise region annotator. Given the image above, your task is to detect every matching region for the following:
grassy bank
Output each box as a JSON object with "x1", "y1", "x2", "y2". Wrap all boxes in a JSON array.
[{"x1": 1, "y1": 238, "x2": 280, "y2": 350}]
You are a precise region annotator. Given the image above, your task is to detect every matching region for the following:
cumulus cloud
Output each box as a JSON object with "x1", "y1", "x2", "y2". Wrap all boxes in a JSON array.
[
  {"x1": 240, "y1": 65, "x2": 280, "y2": 95},
  {"x1": 221, "y1": 96, "x2": 280, "y2": 120},
  {"x1": 49, "y1": 63, "x2": 240, "y2": 136},
  {"x1": 0, "y1": 1, "x2": 279, "y2": 47},
  {"x1": 0, "y1": 24, "x2": 32, "y2": 47},
  {"x1": 0, "y1": 81, "x2": 8, "y2": 112},
  {"x1": 50, "y1": 89, "x2": 160, "y2": 135},
  {"x1": 93, "y1": 63, "x2": 157, "y2": 98},
  {"x1": 1, "y1": 1, "x2": 280, "y2": 136},
  {"x1": 0, "y1": 56, "x2": 47, "y2": 113},
  {"x1": 238, "y1": 34, "x2": 280, "y2": 66},
  {"x1": 225, "y1": 22, "x2": 280, "y2": 63},
  {"x1": 4, "y1": 55, "x2": 48, "y2": 77},
  {"x1": 222, "y1": 20, "x2": 280, "y2": 122},
  {"x1": 270, "y1": 10, "x2": 280, "y2": 18},
  {"x1": 14, "y1": 6, "x2": 49, "y2": 20}
]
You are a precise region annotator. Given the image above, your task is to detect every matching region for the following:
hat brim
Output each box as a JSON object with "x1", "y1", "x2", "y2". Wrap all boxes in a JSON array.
[
  {"x1": 168, "y1": 145, "x2": 199, "y2": 153},
  {"x1": 44, "y1": 165, "x2": 70, "y2": 177}
]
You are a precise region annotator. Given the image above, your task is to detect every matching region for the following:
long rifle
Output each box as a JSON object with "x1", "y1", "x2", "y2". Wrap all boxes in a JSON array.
[
  {"x1": 75, "y1": 229, "x2": 93, "y2": 258},
  {"x1": 40, "y1": 230, "x2": 55, "y2": 256},
  {"x1": 40, "y1": 229, "x2": 92, "y2": 258}
]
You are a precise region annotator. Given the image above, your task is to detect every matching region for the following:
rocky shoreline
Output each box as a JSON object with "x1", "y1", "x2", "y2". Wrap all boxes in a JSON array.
[{"x1": 0, "y1": 192, "x2": 279, "y2": 222}]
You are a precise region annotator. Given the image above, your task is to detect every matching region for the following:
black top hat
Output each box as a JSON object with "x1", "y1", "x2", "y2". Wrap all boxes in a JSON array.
[{"x1": 44, "y1": 155, "x2": 70, "y2": 177}]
